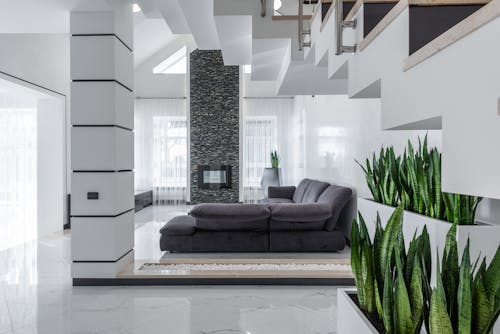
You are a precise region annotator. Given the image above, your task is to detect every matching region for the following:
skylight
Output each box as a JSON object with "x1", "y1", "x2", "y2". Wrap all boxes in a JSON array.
[
  {"x1": 133, "y1": 4, "x2": 141, "y2": 13},
  {"x1": 153, "y1": 46, "x2": 187, "y2": 74}
]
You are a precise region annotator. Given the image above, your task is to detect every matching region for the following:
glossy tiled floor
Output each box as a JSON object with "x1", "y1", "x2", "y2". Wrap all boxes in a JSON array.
[{"x1": 0, "y1": 206, "x2": 345, "y2": 334}]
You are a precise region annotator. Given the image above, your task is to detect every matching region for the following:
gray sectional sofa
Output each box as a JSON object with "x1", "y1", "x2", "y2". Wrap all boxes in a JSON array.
[{"x1": 159, "y1": 178, "x2": 353, "y2": 252}]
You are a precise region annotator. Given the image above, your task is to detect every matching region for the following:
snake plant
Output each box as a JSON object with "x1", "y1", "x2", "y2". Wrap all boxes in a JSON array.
[
  {"x1": 351, "y1": 205, "x2": 431, "y2": 333},
  {"x1": 270, "y1": 150, "x2": 280, "y2": 168},
  {"x1": 428, "y1": 224, "x2": 500, "y2": 334},
  {"x1": 356, "y1": 135, "x2": 482, "y2": 225},
  {"x1": 352, "y1": 206, "x2": 500, "y2": 334}
]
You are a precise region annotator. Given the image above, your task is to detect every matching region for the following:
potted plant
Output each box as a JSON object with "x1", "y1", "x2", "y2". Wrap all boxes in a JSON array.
[
  {"x1": 338, "y1": 205, "x2": 500, "y2": 334},
  {"x1": 261, "y1": 150, "x2": 282, "y2": 193},
  {"x1": 355, "y1": 136, "x2": 500, "y2": 278}
]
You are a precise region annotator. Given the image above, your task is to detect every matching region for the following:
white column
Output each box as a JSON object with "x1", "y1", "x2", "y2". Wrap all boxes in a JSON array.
[{"x1": 70, "y1": 3, "x2": 134, "y2": 279}]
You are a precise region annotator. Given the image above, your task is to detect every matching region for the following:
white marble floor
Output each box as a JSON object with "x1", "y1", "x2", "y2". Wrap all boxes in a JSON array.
[{"x1": 0, "y1": 205, "x2": 348, "y2": 334}]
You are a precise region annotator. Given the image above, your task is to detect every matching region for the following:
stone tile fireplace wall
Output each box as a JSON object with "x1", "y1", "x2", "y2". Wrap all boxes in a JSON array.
[{"x1": 189, "y1": 50, "x2": 239, "y2": 203}]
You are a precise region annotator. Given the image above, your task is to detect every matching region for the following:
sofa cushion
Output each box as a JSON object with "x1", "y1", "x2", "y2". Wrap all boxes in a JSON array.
[
  {"x1": 317, "y1": 185, "x2": 353, "y2": 231},
  {"x1": 292, "y1": 178, "x2": 313, "y2": 203},
  {"x1": 268, "y1": 186, "x2": 296, "y2": 200},
  {"x1": 159, "y1": 215, "x2": 196, "y2": 236},
  {"x1": 190, "y1": 203, "x2": 270, "y2": 231},
  {"x1": 269, "y1": 203, "x2": 332, "y2": 231},
  {"x1": 300, "y1": 180, "x2": 329, "y2": 203}
]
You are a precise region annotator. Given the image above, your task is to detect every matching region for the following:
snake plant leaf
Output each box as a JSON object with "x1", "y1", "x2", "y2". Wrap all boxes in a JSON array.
[
  {"x1": 481, "y1": 304, "x2": 500, "y2": 334},
  {"x1": 431, "y1": 253, "x2": 453, "y2": 334},
  {"x1": 358, "y1": 213, "x2": 371, "y2": 247},
  {"x1": 374, "y1": 277, "x2": 383, "y2": 320},
  {"x1": 409, "y1": 256, "x2": 424, "y2": 333},
  {"x1": 482, "y1": 245, "x2": 500, "y2": 297},
  {"x1": 420, "y1": 225, "x2": 432, "y2": 283},
  {"x1": 429, "y1": 287, "x2": 454, "y2": 334},
  {"x1": 380, "y1": 205, "x2": 404, "y2": 277},
  {"x1": 458, "y1": 239, "x2": 472, "y2": 334},
  {"x1": 431, "y1": 149, "x2": 442, "y2": 218},
  {"x1": 394, "y1": 247, "x2": 413, "y2": 334},
  {"x1": 442, "y1": 224, "x2": 459, "y2": 327},
  {"x1": 421, "y1": 254, "x2": 432, "y2": 334},
  {"x1": 362, "y1": 242, "x2": 376, "y2": 313},
  {"x1": 383, "y1": 263, "x2": 394, "y2": 334},
  {"x1": 405, "y1": 231, "x2": 418, "y2": 286},
  {"x1": 373, "y1": 215, "x2": 384, "y2": 295},
  {"x1": 472, "y1": 276, "x2": 492, "y2": 334},
  {"x1": 350, "y1": 218, "x2": 365, "y2": 308}
]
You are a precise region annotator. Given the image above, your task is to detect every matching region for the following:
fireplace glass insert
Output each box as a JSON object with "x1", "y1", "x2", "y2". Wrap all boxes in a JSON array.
[{"x1": 198, "y1": 165, "x2": 232, "y2": 189}]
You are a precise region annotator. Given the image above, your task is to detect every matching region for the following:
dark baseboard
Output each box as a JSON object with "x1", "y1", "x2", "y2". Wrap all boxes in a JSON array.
[{"x1": 73, "y1": 277, "x2": 355, "y2": 286}]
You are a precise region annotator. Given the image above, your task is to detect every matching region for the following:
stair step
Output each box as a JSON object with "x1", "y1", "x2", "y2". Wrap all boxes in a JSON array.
[{"x1": 409, "y1": 4, "x2": 483, "y2": 54}]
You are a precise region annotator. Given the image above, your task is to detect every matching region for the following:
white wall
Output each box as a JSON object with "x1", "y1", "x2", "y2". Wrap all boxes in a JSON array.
[
  {"x1": 37, "y1": 98, "x2": 65, "y2": 237},
  {"x1": 296, "y1": 94, "x2": 500, "y2": 225},
  {"x1": 295, "y1": 95, "x2": 442, "y2": 197},
  {"x1": 0, "y1": 34, "x2": 70, "y2": 95}
]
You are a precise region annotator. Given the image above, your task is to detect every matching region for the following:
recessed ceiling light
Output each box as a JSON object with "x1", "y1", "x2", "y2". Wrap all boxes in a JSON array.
[
  {"x1": 274, "y1": 0, "x2": 282, "y2": 10},
  {"x1": 133, "y1": 4, "x2": 141, "y2": 13}
]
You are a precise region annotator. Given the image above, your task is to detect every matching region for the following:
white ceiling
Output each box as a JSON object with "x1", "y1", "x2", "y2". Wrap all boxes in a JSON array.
[
  {"x1": 178, "y1": 0, "x2": 220, "y2": 50},
  {"x1": 0, "y1": 0, "x2": 122, "y2": 33},
  {"x1": 133, "y1": 11, "x2": 177, "y2": 67},
  {"x1": 0, "y1": 0, "x2": 179, "y2": 68}
]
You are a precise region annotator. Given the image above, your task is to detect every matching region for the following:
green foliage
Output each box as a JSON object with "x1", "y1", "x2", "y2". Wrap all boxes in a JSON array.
[
  {"x1": 351, "y1": 205, "x2": 431, "y2": 334},
  {"x1": 351, "y1": 207, "x2": 500, "y2": 334},
  {"x1": 430, "y1": 228, "x2": 500, "y2": 334},
  {"x1": 356, "y1": 135, "x2": 482, "y2": 225},
  {"x1": 270, "y1": 150, "x2": 280, "y2": 168}
]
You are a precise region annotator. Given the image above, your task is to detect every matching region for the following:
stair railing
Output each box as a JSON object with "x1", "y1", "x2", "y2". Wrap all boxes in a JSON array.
[
  {"x1": 298, "y1": 0, "x2": 311, "y2": 50},
  {"x1": 335, "y1": 0, "x2": 357, "y2": 55}
]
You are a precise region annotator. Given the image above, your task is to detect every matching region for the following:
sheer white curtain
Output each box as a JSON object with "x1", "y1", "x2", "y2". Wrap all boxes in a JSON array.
[
  {"x1": 242, "y1": 98, "x2": 295, "y2": 203},
  {"x1": 135, "y1": 99, "x2": 188, "y2": 205},
  {"x1": 0, "y1": 94, "x2": 37, "y2": 251},
  {"x1": 243, "y1": 116, "x2": 277, "y2": 202}
]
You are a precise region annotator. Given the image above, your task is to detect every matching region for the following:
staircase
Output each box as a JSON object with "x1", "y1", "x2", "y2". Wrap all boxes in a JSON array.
[{"x1": 136, "y1": 0, "x2": 500, "y2": 200}]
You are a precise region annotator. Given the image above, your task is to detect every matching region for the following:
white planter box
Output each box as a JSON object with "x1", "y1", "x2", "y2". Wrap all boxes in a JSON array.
[
  {"x1": 358, "y1": 198, "x2": 500, "y2": 284},
  {"x1": 337, "y1": 288, "x2": 379, "y2": 334}
]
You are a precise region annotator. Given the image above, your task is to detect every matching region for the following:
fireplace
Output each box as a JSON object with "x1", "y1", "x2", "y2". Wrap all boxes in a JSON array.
[{"x1": 198, "y1": 165, "x2": 232, "y2": 190}]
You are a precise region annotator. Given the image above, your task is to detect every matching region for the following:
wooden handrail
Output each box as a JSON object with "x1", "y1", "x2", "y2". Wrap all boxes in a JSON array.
[{"x1": 272, "y1": 15, "x2": 313, "y2": 20}]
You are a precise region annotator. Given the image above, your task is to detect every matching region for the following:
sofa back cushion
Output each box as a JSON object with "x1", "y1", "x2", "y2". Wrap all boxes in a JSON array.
[
  {"x1": 317, "y1": 185, "x2": 353, "y2": 231},
  {"x1": 269, "y1": 203, "x2": 332, "y2": 231},
  {"x1": 300, "y1": 180, "x2": 329, "y2": 203},
  {"x1": 292, "y1": 178, "x2": 312, "y2": 203},
  {"x1": 190, "y1": 203, "x2": 270, "y2": 231}
]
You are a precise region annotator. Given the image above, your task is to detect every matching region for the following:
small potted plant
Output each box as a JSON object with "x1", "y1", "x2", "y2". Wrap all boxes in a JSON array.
[{"x1": 261, "y1": 150, "x2": 282, "y2": 193}]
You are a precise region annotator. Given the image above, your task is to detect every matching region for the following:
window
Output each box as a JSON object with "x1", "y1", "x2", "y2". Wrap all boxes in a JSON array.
[
  {"x1": 152, "y1": 116, "x2": 188, "y2": 187},
  {"x1": 153, "y1": 46, "x2": 187, "y2": 74},
  {"x1": 0, "y1": 106, "x2": 37, "y2": 251},
  {"x1": 243, "y1": 116, "x2": 278, "y2": 187}
]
